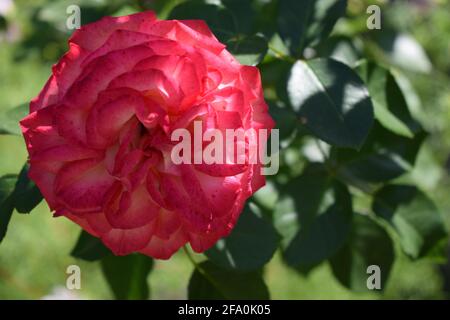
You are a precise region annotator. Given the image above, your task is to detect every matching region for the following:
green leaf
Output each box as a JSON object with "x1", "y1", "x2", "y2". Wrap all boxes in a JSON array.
[
  {"x1": 205, "y1": 202, "x2": 278, "y2": 271},
  {"x1": 330, "y1": 214, "x2": 395, "y2": 292},
  {"x1": 188, "y1": 261, "x2": 269, "y2": 299},
  {"x1": 137, "y1": 0, "x2": 181, "y2": 19},
  {"x1": 0, "y1": 104, "x2": 28, "y2": 135},
  {"x1": 268, "y1": 100, "x2": 298, "y2": 147},
  {"x1": 0, "y1": 175, "x2": 18, "y2": 243},
  {"x1": 374, "y1": 32, "x2": 432, "y2": 74},
  {"x1": 12, "y1": 163, "x2": 43, "y2": 214},
  {"x1": 101, "y1": 254, "x2": 153, "y2": 300},
  {"x1": 274, "y1": 163, "x2": 330, "y2": 243},
  {"x1": 283, "y1": 186, "x2": 353, "y2": 267},
  {"x1": 221, "y1": 0, "x2": 255, "y2": 35},
  {"x1": 274, "y1": 164, "x2": 353, "y2": 268},
  {"x1": 390, "y1": 69, "x2": 422, "y2": 117},
  {"x1": 333, "y1": 121, "x2": 426, "y2": 190},
  {"x1": 287, "y1": 58, "x2": 374, "y2": 149},
  {"x1": 355, "y1": 61, "x2": 420, "y2": 138},
  {"x1": 372, "y1": 185, "x2": 448, "y2": 259},
  {"x1": 316, "y1": 36, "x2": 361, "y2": 67},
  {"x1": 259, "y1": 58, "x2": 292, "y2": 104},
  {"x1": 253, "y1": 0, "x2": 279, "y2": 38},
  {"x1": 169, "y1": 1, "x2": 237, "y2": 43},
  {"x1": 278, "y1": 0, "x2": 347, "y2": 56},
  {"x1": 226, "y1": 34, "x2": 268, "y2": 66},
  {"x1": 71, "y1": 230, "x2": 111, "y2": 261}
]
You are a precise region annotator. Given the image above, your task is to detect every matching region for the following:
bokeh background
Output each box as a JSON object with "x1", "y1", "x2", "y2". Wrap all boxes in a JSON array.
[{"x1": 0, "y1": 0, "x2": 449, "y2": 299}]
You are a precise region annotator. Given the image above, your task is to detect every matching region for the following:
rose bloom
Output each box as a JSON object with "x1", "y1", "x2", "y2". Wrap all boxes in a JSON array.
[{"x1": 20, "y1": 11, "x2": 274, "y2": 259}]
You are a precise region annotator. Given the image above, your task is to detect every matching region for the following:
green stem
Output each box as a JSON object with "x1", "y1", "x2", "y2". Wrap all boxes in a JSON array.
[
  {"x1": 268, "y1": 44, "x2": 296, "y2": 63},
  {"x1": 183, "y1": 245, "x2": 200, "y2": 269},
  {"x1": 183, "y1": 246, "x2": 229, "y2": 299}
]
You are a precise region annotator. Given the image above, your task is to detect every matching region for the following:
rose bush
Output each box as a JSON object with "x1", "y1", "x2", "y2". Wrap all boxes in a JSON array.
[{"x1": 20, "y1": 11, "x2": 274, "y2": 259}]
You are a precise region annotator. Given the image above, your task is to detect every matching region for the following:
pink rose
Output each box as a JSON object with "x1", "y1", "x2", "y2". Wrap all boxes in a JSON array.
[{"x1": 20, "y1": 11, "x2": 274, "y2": 259}]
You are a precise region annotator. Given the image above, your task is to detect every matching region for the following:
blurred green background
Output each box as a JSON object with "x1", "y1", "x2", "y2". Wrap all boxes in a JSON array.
[{"x1": 0, "y1": 0, "x2": 449, "y2": 299}]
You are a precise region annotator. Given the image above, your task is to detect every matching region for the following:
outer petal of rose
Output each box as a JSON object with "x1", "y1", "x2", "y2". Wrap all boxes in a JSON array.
[
  {"x1": 30, "y1": 43, "x2": 87, "y2": 112},
  {"x1": 63, "y1": 45, "x2": 154, "y2": 111},
  {"x1": 28, "y1": 163, "x2": 58, "y2": 210},
  {"x1": 81, "y1": 30, "x2": 162, "y2": 67},
  {"x1": 139, "y1": 227, "x2": 187, "y2": 259},
  {"x1": 175, "y1": 20, "x2": 225, "y2": 54},
  {"x1": 52, "y1": 43, "x2": 90, "y2": 101},
  {"x1": 85, "y1": 212, "x2": 112, "y2": 234},
  {"x1": 194, "y1": 163, "x2": 247, "y2": 177},
  {"x1": 31, "y1": 144, "x2": 102, "y2": 173},
  {"x1": 105, "y1": 183, "x2": 160, "y2": 229},
  {"x1": 145, "y1": 20, "x2": 225, "y2": 55},
  {"x1": 152, "y1": 209, "x2": 181, "y2": 240},
  {"x1": 249, "y1": 163, "x2": 266, "y2": 194},
  {"x1": 61, "y1": 210, "x2": 100, "y2": 237},
  {"x1": 54, "y1": 158, "x2": 115, "y2": 214},
  {"x1": 239, "y1": 67, "x2": 275, "y2": 128},
  {"x1": 160, "y1": 173, "x2": 213, "y2": 232},
  {"x1": 196, "y1": 47, "x2": 240, "y2": 84},
  {"x1": 101, "y1": 221, "x2": 156, "y2": 256},
  {"x1": 180, "y1": 165, "x2": 240, "y2": 219},
  {"x1": 20, "y1": 106, "x2": 65, "y2": 157},
  {"x1": 146, "y1": 39, "x2": 186, "y2": 56},
  {"x1": 29, "y1": 76, "x2": 59, "y2": 112},
  {"x1": 252, "y1": 100, "x2": 276, "y2": 131},
  {"x1": 194, "y1": 171, "x2": 242, "y2": 216},
  {"x1": 188, "y1": 232, "x2": 225, "y2": 253},
  {"x1": 239, "y1": 66, "x2": 263, "y2": 100},
  {"x1": 69, "y1": 11, "x2": 157, "y2": 51},
  {"x1": 178, "y1": 20, "x2": 218, "y2": 41}
]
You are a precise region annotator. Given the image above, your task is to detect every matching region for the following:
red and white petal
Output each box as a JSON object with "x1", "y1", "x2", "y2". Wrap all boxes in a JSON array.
[
  {"x1": 105, "y1": 184, "x2": 160, "y2": 229},
  {"x1": 28, "y1": 164, "x2": 58, "y2": 210},
  {"x1": 101, "y1": 220, "x2": 156, "y2": 256},
  {"x1": 139, "y1": 227, "x2": 187, "y2": 259},
  {"x1": 69, "y1": 11, "x2": 157, "y2": 51},
  {"x1": 153, "y1": 209, "x2": 181, "y2": 240},
  {"x1": 62, "y1": 45, "x2": 154, "y2": 112},
  {"x1": 55, "y1": 158, "x2": 114, "y2": 214},
  {"x1": 29, "y1": 76, "x2": 59, "y2": 112}
]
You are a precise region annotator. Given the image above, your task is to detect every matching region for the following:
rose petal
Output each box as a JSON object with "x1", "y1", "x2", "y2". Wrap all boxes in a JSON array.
[
  {"x1": 139, "y1": 227, "x2": 187, "y2": 259},
  {"x1": 69, "y1": 11, "x2": 157, "y2": 51},
  {"x1": 105, "y1": 184, "x2": 160, "y2": 229},
  {"x1": 55, "y1": 158, "x2": 114, "y2": 214},
  {"x1": 102, "y1": 220, "x2": 156, "y2": 255}
]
